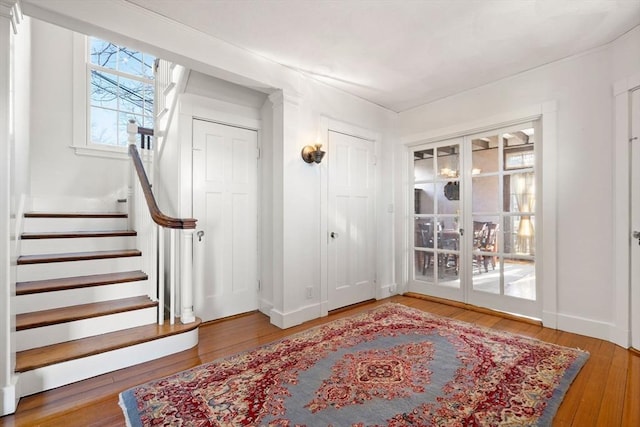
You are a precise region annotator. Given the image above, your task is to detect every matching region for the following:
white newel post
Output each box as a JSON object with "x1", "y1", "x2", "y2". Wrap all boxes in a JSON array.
[{"x1": 180, "y1": 229, "x2": 196, "y2": 323}]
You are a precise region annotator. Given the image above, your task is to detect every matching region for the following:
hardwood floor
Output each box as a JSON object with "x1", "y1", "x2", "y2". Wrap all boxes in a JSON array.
[{"x1": 1, "y1": 295, "x2": 638, "y2": 426}]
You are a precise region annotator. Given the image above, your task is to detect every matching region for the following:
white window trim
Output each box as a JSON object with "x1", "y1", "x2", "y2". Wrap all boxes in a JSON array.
[{"x1": 71, "y1": 33, "x2": 137, "y2": 160}]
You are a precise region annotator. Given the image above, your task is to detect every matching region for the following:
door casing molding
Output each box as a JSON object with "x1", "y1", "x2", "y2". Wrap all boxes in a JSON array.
[{"x1": 613, "y1": 72, "x2": 640, "y2": 349}]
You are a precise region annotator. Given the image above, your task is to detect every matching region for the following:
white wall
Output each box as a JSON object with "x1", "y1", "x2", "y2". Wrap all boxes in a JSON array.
[
  {"x1": 29, "y1": 20, "x2": 129, "y2": 206},
  {"x1": 398, "y1": 26, "x2": 640, "y2": 341}
]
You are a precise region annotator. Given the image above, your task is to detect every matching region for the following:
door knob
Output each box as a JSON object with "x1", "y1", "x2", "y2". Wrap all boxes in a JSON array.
[
  {"x1": 634, "y1": 231, "x2": 640, "y2": 245},
  {"x1": 331, "y1": 232, "x2": 339, "y2": 239}
]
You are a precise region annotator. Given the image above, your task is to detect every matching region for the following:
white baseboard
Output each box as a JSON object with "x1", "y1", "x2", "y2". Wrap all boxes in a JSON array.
[
  {"x1": 542, "y1": 310, "x2": 558, "y2": 330},
  {"x1": 608, "y1": 324, "x2": 630, "y2": 348},
  {"x1": 0, "y1": 375, "x2": 18, "y2": 416},
  {"x1": 378, "y1": 283, "x2": 398, "y2": 299},
  {"x1": 269, "y1": 303, "x2": 321, "y2": 329},
  {"x1": 258, "y1": 299, "x2": 273, "y2": 318},
  {"x1": 555, "y1": 312, "x2": 614, "y2": 344}
]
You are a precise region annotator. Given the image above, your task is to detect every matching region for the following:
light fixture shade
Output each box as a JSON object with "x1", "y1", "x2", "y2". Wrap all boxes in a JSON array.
[{"x1": 301, "y1": 144, "x2": 325, "y2": 164}]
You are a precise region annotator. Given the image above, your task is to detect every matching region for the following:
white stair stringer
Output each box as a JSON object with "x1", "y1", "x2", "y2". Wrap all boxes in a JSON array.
[
  {"x1": 17, "y1": 256, "x2": 142, "y2": 282},
  {"x1": 16, "y1": 306, "x2": 157, "y2": 351},
  {"x1": 17, "y1": 329, "x2": 199, "y2": 397},
  {"x1": 14, "y1": 279, "x2": 149, "y2": 314}
]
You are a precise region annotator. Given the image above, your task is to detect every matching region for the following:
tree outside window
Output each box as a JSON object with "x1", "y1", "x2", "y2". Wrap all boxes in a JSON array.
[{"x1": 89, "y1": 38, "x2": 154, "y2": 147}]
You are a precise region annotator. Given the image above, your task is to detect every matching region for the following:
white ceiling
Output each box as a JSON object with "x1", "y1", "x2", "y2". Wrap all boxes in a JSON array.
[{"x1": 126, "y1": 0, "x2": 640, "y2": 112}]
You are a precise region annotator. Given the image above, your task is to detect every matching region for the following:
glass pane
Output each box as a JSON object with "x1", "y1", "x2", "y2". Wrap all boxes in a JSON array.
[
  {"x1": 414, "y1": 149, "x2": 434, "y2": 181},
  {"x1": 472, "y1": 264, "x2": 500, "y2": 294},
  {"x1": 142, "y1": 54, "x2": 155, "y2": 79},
  {"x1": 439, "y1": 216, "x2": 459, "y2": 232},
  {"x1": 503, "y1": 172, "x2": 535, "y2": 213},
  {"x1": 118, "y1": 46, "x2": 144, "y2": 76},
  {"x1": 472, "y1": 136, "x2": 499, "y2": 173},
  {"x1": 436, "y1": 181, "x2": 460, "y2": 214},
  {"x1": 436, "y1": 145, "x2": 459, "y2": 179},
  {"x1": 503, "y1": 216, "x2": 535, "y2": 256},
  {"x1": 90, "y1": 37, "x2": 117, "y2": 68},
  {"x1": 414, "y1": 184, "x2": 434, "y2": 215},
  {"x1": 472, "y1": 175, "x2": 499, "y2": 213},
  {"x1": 503, "y1": 128, "x2": 534, "y2": 170},
  {"x1": 438, "y1": 253, "x2": 460, "y2": 288},
  {"x1": 142, "y1": 83, "x2": 155, "y2": 116},
  {"x1": 414, "y1": 250, "x2": 435, "y2": 284},
  {"x1": 472, "y1": 216, "x2": 499, "y2": 259},
  {"x1": 90, "y1": 70, "x2": 118, "y2": 109},
  {"x1": 142, "y1": 114, "x2": 154, "y2": 129},
  {"x1": 415, "y1": 218, "x2": 435, "y2": 249},
  {"x1": 90, "y1": 107, "x2": 118, "y2": 145},
  {"x1": 119, "y1": 76, "x2": 149, "y2": 115},
  {"x1": 504, "y1": 258, "x2": 535, "y2": 300}
]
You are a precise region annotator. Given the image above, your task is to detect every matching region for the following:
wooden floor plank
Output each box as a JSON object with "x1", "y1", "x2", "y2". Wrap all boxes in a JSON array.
[
  {"x1": 595, "y1": 346, "x2": 628, "y2": 427},
  {"x1": 2, "y1": 295, "x2": 638, "y2": 426},
  {"x1": 622, "y1": 352, "x2": 640, "y2": 426}
]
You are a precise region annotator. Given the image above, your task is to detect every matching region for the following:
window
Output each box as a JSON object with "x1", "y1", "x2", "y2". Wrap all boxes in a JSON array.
[{"x1": 88, "y1": 38, "x2": 155, "y2": 147}]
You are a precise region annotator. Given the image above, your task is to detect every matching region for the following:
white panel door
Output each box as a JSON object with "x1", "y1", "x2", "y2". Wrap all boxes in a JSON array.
[
  {"x1": 327, "y1": 131, "x2": 376, "y2": 311},
  {"x1": 631, "y1": 88, "x2": 640, "y2": 350},
  {"x1": 192, "y1": 119, "x2": 258, "y2": 322}
]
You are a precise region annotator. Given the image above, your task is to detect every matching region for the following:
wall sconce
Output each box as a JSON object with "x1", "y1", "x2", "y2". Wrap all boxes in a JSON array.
[{"x1": 301, "y1": 143, "x2": 326, "y2": 164}]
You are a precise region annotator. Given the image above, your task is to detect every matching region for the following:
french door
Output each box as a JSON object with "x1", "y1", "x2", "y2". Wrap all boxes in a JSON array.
[{"x1": 409, "y1": 122, "x2": 540, "y2": 319}]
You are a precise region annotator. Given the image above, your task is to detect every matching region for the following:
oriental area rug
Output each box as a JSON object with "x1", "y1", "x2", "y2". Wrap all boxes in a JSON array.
[{"x1": 119, "y1": 303, "x2": 588, "y2": 426}]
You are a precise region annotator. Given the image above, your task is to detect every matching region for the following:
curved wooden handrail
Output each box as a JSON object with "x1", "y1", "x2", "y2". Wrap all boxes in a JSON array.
[{"x1": 129, "y1": 144, "x2": 197, "y2": 229}]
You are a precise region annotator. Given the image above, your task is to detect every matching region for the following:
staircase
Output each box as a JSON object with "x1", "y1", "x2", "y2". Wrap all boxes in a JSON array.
[{"x1": 14, "y1": 211, "x2": 200, "y2": 397}]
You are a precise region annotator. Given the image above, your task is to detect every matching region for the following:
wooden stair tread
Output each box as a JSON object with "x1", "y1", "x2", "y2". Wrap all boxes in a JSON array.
[
  {"x1": 16, "y1": 296, "x2": 158, "y2": 330},
  {"x1": 17, "y1": 249, "x2": 141, "y2": 265},
  {"x1": 21, "y1": 230, "x2": 137, "y2": 239},
  {"x1": 16, "y1": 270, "x2": 148, "y2": 295},
  {"x1": 15, "y1": 318, "x2": 201, "y2": 372},
  {"x1": 24, "y1": 212, "x2": 127, "y2": 218}
]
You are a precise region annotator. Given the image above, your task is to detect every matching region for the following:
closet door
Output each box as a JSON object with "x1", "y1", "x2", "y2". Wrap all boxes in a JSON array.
[
  {"x1": 327, "y1": 131, "x2": 376, "y2": 311},
  {"x1": 192, "y1": 119, "x2": 259, "y2": 321}
]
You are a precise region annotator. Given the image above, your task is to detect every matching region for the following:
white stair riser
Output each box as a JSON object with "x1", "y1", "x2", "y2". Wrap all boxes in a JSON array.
[
  {"x1": 20, "y1": 236, "x2": 137, "y2": 255},
  {"x1": 23, "y1": 217, "x2": 129, "y2": 233},
  {"x1": 18, "y1": 329, "x2": 198, "y2": 397},
  {"x1": 16, "y1": 307, "x2": 157, "y2": 351},
  {"x1": 17, "y1": 257, "x2": 142, "y2": 282},
  {"x1": 14, "y1": 280, "x2": 149, "y2": 314}
]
